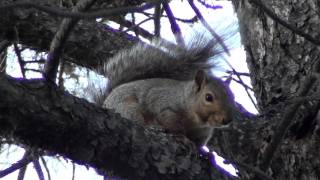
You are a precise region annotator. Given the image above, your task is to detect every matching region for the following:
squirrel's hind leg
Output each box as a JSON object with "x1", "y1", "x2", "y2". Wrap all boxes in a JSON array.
[{"x1": 117, "y1": 95, "x2": 155, "y2": 126}]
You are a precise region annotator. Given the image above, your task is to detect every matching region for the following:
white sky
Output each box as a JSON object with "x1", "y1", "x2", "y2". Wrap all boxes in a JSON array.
[{"x1": 2, "y1": 1, "x2": 256, "y2": 179}]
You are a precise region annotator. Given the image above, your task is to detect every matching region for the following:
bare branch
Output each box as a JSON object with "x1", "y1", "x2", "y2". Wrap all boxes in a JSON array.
[
  {"x1": 0, "y1": 1, "x2": 164, "y2": 19},
  {"x1": 224, "y1": 59, "x2": 259, "y2": 111},
  {"x1": 187, "y1": 0, "x2": 230, "y2": 55},
  {"x1": 13, "y1": 43, "x2": 26, "y2": 78},
  {"x1": 231, "y1": 77, "x2": 254, "y2": 91},
  {"x1": 44, "y1": 0, "x2": 97, "y2": 81},
  {"x1": 33, "y1": 159, "x2": 45, "y2": 180},
  {"x1": 40, "y1": 157, "x2": 51, "y2": 180},
  {"x1": 227, "y1": 71, "x2": 251, "y2": 77},
  {"x1": 141, "y1": 11, "x2": 198, "y2": 23},
  {"x1": 17, "y1": 165, "x2": 27, "y2": 180},
  {"x1": 154, "y1": 4, "x2": 162, "y2": 36},
  {"x1": 0, "y1": 151, "x2": 33, "y2": 178},
  {"x1": 197, "y1": 0, "x2": 223, "y2": 9},
  {"x1": 0, "y1": 40, "x2": 10, "y2": 74},
  {"x1": 72, "y1": 163, "x2": 76, "y2": 180},
  {"x1": 111, "y1": 18, "x2": 155, "y2": 40},
  {"x1": 123, "y1": 17, "x2": 154, "y2": 34},
  {"x1": 162, "y1": 2, "x2": 184, "y2": 45}
]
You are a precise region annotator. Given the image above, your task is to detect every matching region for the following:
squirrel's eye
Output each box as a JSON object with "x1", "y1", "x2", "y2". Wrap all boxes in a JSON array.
[{"x1": 205, "y1": 93, "x2": 214, "y2": 102}]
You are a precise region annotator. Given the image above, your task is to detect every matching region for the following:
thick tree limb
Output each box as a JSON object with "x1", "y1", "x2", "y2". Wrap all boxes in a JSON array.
[
  {"x1": 0, "y1": 0, "x2": 140, "y2": 73},
  {"x1": 0, "y1": 75, "x2": 231, "y2": 180},
  {"x1": 0, "y1": 1, "x2": 163, "y2": 19}
]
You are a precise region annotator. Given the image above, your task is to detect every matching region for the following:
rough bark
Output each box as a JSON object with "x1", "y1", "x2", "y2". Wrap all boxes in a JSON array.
[
  {"x1": 234, "y1": 0, "x2": 320, "y2": 109},
  {"x1": 0, "y1": 74, "x2": 285, "y2": 180},
  {"x1": 233, "y1": 0, "x2": 320, "y2": 179},
  {"x1": 0, "y1": 0, "x2": 141, "y2": 72},
  {"x1": 0, "y1": 75, "x2": 239, "y2": 180}
]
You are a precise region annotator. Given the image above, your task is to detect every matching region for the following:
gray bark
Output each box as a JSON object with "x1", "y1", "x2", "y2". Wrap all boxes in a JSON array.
[
  {"x1": 0, "y1": 0, "x2": 140, "y2": 72},
  {"x1": 0, "y1": 75, "x2": 231, "y2": 180},
  {"x1": 233, "y1": 0, "x2": 320, "y2": 179}
]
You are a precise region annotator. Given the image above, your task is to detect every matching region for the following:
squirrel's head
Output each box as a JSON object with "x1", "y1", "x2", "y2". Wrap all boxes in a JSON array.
[{"x1": 190, "y1": 70, "x2": 235, "y2": 128}]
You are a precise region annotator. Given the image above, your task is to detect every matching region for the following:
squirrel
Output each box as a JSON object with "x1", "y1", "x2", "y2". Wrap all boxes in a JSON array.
[{"x1": 98, "y1": 35, "x2": 235, "y2": 146}]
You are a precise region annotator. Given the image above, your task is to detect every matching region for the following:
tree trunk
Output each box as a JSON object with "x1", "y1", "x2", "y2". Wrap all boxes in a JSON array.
[{"x1": 233, "y1": 0, "x2": 320, "y2": 179}]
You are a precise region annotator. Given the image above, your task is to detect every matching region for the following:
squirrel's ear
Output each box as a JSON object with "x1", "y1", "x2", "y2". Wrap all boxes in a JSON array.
[{"x1": 195, "y1": 70, "x2": 207, "y2": 91}]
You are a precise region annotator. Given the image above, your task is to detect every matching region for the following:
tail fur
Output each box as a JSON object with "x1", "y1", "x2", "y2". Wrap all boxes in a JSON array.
[{"x1": 104, "y1": 35, "x2": 227, "y2": 90}]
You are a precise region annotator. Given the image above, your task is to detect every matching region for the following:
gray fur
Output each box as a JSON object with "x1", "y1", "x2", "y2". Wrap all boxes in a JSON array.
[
  {"x1": 99, "y1": 35, "x2": 234, "y2": 146},
  {"x1": 104, "y1": 35, "x2": 225, "y2": 89}
]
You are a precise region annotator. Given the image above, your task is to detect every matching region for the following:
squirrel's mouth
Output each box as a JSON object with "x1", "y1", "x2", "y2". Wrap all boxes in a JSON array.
[{"x1": 207, "y1": 113, "x2": 227, "y2": 126}]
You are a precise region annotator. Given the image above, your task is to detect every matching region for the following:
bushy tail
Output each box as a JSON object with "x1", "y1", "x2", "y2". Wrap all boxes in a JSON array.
[{"x1": 104, "y1": 35, "x2": 227, "y2": 90}]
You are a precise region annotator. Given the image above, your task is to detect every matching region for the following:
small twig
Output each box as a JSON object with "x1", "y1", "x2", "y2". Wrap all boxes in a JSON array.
[
  {"x1": 174, "y1": 16, "x2": 198, "y2": 23},
  {"x1": 250, "y1": 0, "x2": 320, "y2": 46},
  {"x1": 40, "y1": 157, "x2": 51, "y2": 180},
  {"x1": 227, "y1": 71, "x2": 251, "y2": 77},
  {"x1": 154, "y1": 4, "x2": 162, "y2": 36},
  {"x1": 13, "y1": 43, "x2": 26, "y2": 78},
  {"x1": 0, "y1": 1, "x2": 164, "y2": 19},
  {"x1": 231, "y1": 77, "x2": 254, "y2": 91},
  {"x1": 25, "y1": 59, "x2": 46, "y2": 64},
  {"x1": 162, "y1": 1, "x2": 185, "y2": 45},
  {"x1": 124, "y1": 17, "x2": 153, "y2": 33},
  {"x1": 24, "y1": 68, "x2": 43, "y2": 73},
  {"x1": 44, "y1": 0, "x2": 97, "y2": 82},
  {"x1": 0, "y1": 151, "x2": 33, "y2": 178},
  {"x1": 224, "y1": 59, "x2": 259, "y2": 111},
  {"x1": 111, "y1": 18, "x2": 155, "y2": 40},
  {"x1": 187, "y1": 0, "x2": 230, "y2": 55},
  {"x1": 58, "y1": 61, "x2": 65, "y2": 89},
  {"x1": 197, "y1": 0, "x2": 223, "y2": 9},
  {"x1": 131, "y1": 13, "x2": 139, "y2": 37},
  {"x1": 33, "y1": 159, "x2": 45, "y2": 180},
  {"x1": 17, "y1": 165, "x2": 27, "y2": 180},
  {"x1": 141, "y1": 11, "x2": 199, "y2": 23},
  {"x1": 0, "y1": 40, "x2": 10, "y2": 74},
  {"x1": 72, "y1": 163, "x2": 76, "y2": 180}
]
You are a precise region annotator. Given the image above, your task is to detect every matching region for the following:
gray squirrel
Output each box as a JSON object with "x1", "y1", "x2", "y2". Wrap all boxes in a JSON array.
[{"x1": 98, "y1": 35, "x2": 235, "y2": 146}]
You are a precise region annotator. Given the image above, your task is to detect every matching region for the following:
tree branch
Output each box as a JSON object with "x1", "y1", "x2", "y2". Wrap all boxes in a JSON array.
[
  {"x1": 187, "y1": 0, "x2": 230, "y2": 55},
  {"x1": 0, "y1": 150, "x2": 33, "y2": 178},
  {"x1": 44, "y1": 0, "x2": 97, "y2": 81},
  {"x1": 40, "y1": 157, "x2": 51, "y2": 180},
  {"x1": 111, "y1": 17, "x2": 155, "y2": 40},
  {"x1": 13, "y1": 43, "x2": 26, "y2": 78},
  {"x1": 162, "y1": 2, "x2": 184, "y2": 45},
  {"x1": 0, "y1": 75, "x2": 229, "y2": 180},
  {"x1": 33, "y1": 159, "x2": 45, "y2": 180},
  {"x1": 0, "y1": 1, "x2": 164, "y2": 19},
  {"x1": 0, "y1": 0, "x2": 140, "y2": 74}
]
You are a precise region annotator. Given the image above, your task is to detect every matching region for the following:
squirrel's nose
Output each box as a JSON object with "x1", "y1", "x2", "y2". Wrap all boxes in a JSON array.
[{"x1": 208, "y1": 113, "x2": 228, "y2": 126}]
